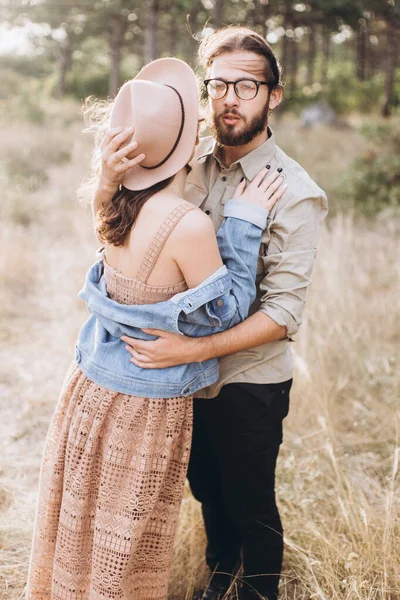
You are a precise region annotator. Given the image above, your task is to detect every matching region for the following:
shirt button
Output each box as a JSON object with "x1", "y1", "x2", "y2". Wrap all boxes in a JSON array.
[
  {"x1": 205, "y1": 209, "x2": 211, "y2": 215},
  {"x1": 222, "y1": 176, "x2": 227, "y2": 182},
  {"x1": 216, "y1": 299, "x2": 224, "y2": 307}
]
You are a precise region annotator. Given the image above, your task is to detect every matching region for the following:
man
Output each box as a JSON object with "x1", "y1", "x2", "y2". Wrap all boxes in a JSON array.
[{"x1": 94, "y1": 27, "x2": 328, "y2": 600}]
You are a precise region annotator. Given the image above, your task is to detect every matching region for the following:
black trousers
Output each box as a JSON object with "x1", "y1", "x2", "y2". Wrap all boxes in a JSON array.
[{"x1": 187, "y1": 380, "x2": 292, "y2": 600}]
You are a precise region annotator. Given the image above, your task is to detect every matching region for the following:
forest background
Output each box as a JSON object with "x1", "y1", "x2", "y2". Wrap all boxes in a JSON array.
[{"x1": 0, "y1": 0, "x2": 399, "y2": 599}]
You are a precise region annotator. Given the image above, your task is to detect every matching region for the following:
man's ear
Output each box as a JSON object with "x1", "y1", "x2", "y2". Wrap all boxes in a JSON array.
[
  {"x1": 269, "y1": 87, "x2": 283, "y2": 110},
  {"x1": 196, "y1": 117, "x2": 205, "y2": 145}
]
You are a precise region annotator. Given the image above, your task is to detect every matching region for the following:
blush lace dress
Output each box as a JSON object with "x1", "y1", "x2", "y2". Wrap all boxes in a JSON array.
[{"x1": 26, "y1": 203, "x2": 195, "y2": 600}]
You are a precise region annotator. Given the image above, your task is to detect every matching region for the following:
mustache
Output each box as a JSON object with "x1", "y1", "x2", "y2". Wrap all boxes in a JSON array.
[{"x1": 218, "y1": 108, "x2": 243, "y2": 118}]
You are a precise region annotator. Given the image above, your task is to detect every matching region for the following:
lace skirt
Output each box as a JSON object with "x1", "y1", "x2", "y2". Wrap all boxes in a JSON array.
[{"x1": 26, "y1": 364, "x2": 193, "y2": 600}]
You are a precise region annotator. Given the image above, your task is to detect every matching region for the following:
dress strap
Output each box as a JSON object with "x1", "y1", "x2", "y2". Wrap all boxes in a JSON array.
[{"x1": 136, "y1": 202, "x2": 196, "y2": 284}]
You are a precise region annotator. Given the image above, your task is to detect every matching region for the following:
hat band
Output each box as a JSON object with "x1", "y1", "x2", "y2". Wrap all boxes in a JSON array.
[{"x1": 141, "y1": 85, "x2": 185, "y2": 171}]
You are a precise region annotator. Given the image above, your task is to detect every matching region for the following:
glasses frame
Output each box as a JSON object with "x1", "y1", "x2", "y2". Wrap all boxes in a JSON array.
[{"x1": 204, "y1": 78, "x2": 271, "y2": 101}]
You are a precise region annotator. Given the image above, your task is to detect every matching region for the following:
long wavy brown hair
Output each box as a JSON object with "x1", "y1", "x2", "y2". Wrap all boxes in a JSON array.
[
  {"x1": 78, "y1": 97, "x2": 175, "y2": 246},
  {"x1": 96, "y1": 178, "x2": 174, "y2": 246}
]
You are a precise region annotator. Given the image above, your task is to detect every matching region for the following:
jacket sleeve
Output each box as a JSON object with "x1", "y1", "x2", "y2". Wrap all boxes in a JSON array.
[{"x1": 174, "y1": 199, "x2": 269, "y2": 335}]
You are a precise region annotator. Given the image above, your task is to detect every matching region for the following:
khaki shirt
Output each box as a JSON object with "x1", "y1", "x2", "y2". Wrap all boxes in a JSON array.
[{"x1": 185, "y1": 129, "x2": 328, "y2": 398}]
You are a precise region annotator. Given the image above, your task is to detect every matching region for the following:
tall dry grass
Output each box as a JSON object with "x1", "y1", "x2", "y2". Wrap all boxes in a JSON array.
[{"x1": 0, "y1": 111, "x2": 398, "y2": 600}]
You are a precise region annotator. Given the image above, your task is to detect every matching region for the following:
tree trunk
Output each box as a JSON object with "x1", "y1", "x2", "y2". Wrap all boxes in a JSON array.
[
  {"x1": 306, "y1": 23, "x2": 316, "y2": 86},
  {"x1": 144, "y1": 0, "x2": 159, "y2": 63},
  {"x1": 382, "y1": 23, "x2": 399, "y2": 117},
  {"x1": 368, "y1": 39, "x2": 377, "y2": 78},
  {"x1": 356, "y1": 18, "x2": 368, "y2": 81},
  {"x1": 56, "y1": 28, "x2": 72, "y2": 97},
  {"x1": 248, "y1": 0, "x2": 261, "y2": 28},
  {"x1": 214, "y1": 0, "x2": 224, "y2": 28},
  {"x1": 290, "y1": 36, "x2": 298, "y2": 94},
  {"x1": 168, "y1": 11, "x2": 177, "y2": 56},
  {"x1": 185, "y1": 5, "x2": 201, "y2": 65},
  {"x1": 252, "y1": 0, "x2": 270, "y2": 37},
  {"x1": 321, "y1": 26, "x2": 331, "y2": 85},
  {"x1": 109, "y1": 15, "x2": 124, "y2": 98},
  {"x1": 281, "y1": 14, "x2": 290, "y2": 84},
  {"x1": 261, "y1": 0, "x2": 270, "y2": 37}
]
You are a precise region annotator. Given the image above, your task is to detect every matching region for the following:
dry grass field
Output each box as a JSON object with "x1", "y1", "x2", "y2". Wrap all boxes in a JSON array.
[{"x1": 0, "y1": 106, "x2": 399, "y2": 600}]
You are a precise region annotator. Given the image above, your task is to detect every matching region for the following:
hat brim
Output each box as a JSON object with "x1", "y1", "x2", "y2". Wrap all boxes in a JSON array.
[{"x1": 111, "y1": 58, "x2": 198, "y2": 191}]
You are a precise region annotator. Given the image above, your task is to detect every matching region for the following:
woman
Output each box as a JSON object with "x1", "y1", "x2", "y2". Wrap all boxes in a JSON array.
[{"x1": 26, "y1": 58, "x2": 286, "y2": 600}]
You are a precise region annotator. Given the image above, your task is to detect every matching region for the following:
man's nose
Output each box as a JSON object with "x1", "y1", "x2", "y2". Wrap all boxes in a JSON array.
[{"x1": 223, "y1": 84, "x2": 239, "y2": 107}]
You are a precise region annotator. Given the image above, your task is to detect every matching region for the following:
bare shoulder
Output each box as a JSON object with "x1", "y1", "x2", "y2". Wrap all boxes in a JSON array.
[
  {"x1": 172, "y1": 206, "x2": 215, "y2": 243},
  {"x1": 169, "y1": 204, "x2": 222, "y2": 278}
]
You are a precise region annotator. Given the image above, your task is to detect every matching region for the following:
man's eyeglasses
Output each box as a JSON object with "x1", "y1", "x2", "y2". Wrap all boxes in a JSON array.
[{"x1": 204, "y1": 78, "x2": 270, "y2": 101}]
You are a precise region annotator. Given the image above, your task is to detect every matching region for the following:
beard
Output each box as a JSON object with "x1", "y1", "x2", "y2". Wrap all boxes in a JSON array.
[{"x1": 209, "y1": 102, "x2": 270, "y2": 147}]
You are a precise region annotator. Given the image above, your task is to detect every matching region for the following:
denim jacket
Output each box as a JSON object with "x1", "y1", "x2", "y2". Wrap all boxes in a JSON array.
[{"x1": 75, "y1": 199, "x2": 268, "y2": 398}]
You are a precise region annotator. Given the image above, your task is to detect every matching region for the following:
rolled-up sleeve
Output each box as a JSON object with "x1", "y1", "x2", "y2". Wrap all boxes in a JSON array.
[{"x1": 258, "y1": 192, "x2": 328, "y2": 338}]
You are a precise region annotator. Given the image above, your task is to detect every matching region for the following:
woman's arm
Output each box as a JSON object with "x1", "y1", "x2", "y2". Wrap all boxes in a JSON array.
[
  {"x1": 170, "y1": 167, "x2": 284, "y2": 289},
  {"x1": 92, "y1": 126, "x2": 145, "y2": 218}
]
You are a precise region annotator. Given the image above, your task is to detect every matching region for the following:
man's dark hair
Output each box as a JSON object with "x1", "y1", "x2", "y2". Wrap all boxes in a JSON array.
[{"x1": 198, "y1": 26, "x2": 284, "y2": 90}]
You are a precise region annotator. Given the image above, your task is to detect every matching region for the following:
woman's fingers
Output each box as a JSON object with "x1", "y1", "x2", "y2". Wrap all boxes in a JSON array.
[
  {"x1": 126, "y1": 153, "x2": 146, "y2": 169},
  {"x1": 103, "y1": 129, "x2": 145, "y2": 167},
  {"x1": 247, "y1": 165, "x2": 270, "y2": 189},
  {"x1": 114, "y1": 141, "x2": 139, "y2": 162},
  {"x1": 100, "y1": 126, "x2": 123, "y2": 150},
  {"x1": 233, "y1": 177, "x2": 247, "y2": 198},
  {"x1": 231, "y1": 166, "x2": 287, "y2": 211},
  {"x1": 103, "y1": 127, "x2": 134, "y2": 155},
  {"x1": 259, "y1": 169, "x2": 280, "y2": 192},
  {"x1": 265, "y1": 182, "x2": 287, "y2": 210},
  {"x1": 262, "y1": 172, "x2": 285, "y2": 197}
]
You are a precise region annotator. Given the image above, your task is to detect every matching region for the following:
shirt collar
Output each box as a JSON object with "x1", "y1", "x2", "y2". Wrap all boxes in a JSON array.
[{"x1": 196, "y1": 127, "x2": 277, "y2": 180}]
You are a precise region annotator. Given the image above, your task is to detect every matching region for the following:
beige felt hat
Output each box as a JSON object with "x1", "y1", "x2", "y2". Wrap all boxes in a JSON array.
[{"x1": 110, "y1": 58, "x2": 198, "y2": 191}]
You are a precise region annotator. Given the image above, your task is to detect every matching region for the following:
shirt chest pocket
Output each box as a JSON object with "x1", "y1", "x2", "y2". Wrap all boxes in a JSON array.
[
  {"x1": 185, "y1": 182, "x2": 208, "y2": 208},
  {"x1": 218, "y1": 184, "x2": 237, "y2": 217}
]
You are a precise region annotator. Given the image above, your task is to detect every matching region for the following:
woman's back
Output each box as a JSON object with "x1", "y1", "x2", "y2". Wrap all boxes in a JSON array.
[
  {"x1": 104, "y1": 192, "x2": 194, "y2": 305},
  {"x1": 104, "y1": 185, "x2": 224, "y2": 303}
]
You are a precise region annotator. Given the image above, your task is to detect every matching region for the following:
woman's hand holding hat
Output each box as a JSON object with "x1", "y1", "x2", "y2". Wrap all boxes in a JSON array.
[{"x1": 99, "y1": 126, "x2": 146, "y2": 192}]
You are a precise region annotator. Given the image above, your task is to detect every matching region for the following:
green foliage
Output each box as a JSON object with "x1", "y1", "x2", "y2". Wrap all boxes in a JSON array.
[
  {"x1": 339, "y1": 121, "x2": 400, "y2": 215},
  {"x1": 0, "y1": 54, "x2": 58, "y2": 123},
  {"x1": 67, "y1": 40, "x2": 144, "y2": 100},
  {"x1": 323, "y1": 62, "x2": 387, "y2": 115},
  {"x1": 66, "y1": 37, "x2": 111, "y2": 100},
  {"x1": 1, "y1": 76, "x2": 47, "y2": 124},
  {"x1": 67, "y1": 69, "x2": 109, "y2": 101},
  {"x1": 283, "y1": 62, "x2": 392, "y2": 116},
  {"x1": 0, "y1": 54, "x2": 52, "y2": 83}
]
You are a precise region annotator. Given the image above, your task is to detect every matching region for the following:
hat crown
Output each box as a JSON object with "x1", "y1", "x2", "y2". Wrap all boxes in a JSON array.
[
  {"x1": 130, "y1": 81, "x2": 184, "y2": 168},
  {"x1": 109, "y1": 57, "x2": 198, "y2": 191}
]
